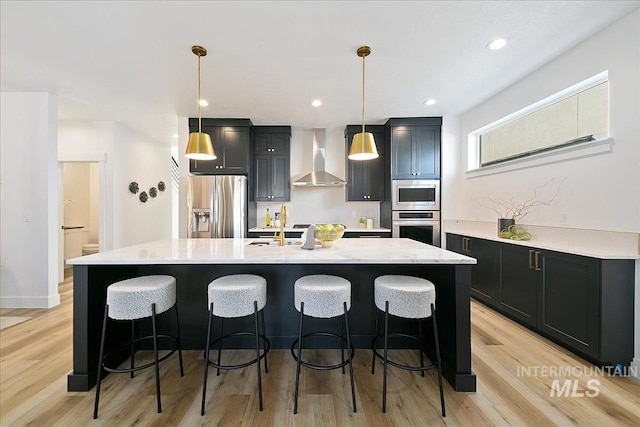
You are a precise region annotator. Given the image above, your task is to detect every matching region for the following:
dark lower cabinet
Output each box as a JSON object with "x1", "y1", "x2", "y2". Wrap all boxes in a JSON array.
[
  {"x1": 446, "y1": 234, "x2": 499, "y2": 306},
  {"x1": 498, "y1": 245, "x2": 537, "y2": 327},
  {"x1": 446, "y1": 233, "x2": 634, "y2": 366},
  {"x1": 343, "y1": 231, "x2": 390, "y2": 238},
  {"x1": 537, "y1": 251, "x2": 599, "y2": 359}
]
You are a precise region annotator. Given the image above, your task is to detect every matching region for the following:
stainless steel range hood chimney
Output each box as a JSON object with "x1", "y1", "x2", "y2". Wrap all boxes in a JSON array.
[{"x1": 293, "y1": 128, "x2": 346, "y2": 187}]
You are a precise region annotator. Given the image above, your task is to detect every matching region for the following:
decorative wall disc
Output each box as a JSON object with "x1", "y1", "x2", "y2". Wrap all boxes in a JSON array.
[{"x1": 129, "y1": 182, "x2": 139, "y2": 194}]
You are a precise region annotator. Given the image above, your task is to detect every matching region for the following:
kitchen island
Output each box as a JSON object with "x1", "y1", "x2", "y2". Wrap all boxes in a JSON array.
[{"x1": 67, "y1": 238, "x2": 476, "y2": 392}]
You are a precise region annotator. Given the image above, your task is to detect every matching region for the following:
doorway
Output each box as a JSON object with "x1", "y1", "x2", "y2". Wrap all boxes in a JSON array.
[{"x1": 57, "y1": 153, "x2": 107, "y2": 283}]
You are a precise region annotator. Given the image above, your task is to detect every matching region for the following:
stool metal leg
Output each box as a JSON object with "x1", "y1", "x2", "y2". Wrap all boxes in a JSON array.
[
  {"x1": 130, "y1": 320, "x2": 136, "y2": 378},
  {"x1": 339, "y1": 315, "x2": 345, "y2": 374},
  {"x1": 216, "y1": 318, "x2": 224, "y2": 376},
  {"x1": 418, "y1": 319, "x2": 425, "y2": 377},
  {"x1": 344, "y1": 302, "x2": 357, "y2": 413},
  {"x1": 432, "y1": 303, "x2": 446, "y2": 417},
  {"x1": 174, "y1": 303, "x2": 184, "y2": 377},
  {"x1": 371, "y1": 309, "x2": 379, "y2": 374},
  {"x1": 382, "y1": 300, "x2": 390, "y2": 413},
  {"x1": 151, "y1": 303, "x2": 162, "y2": 413},
  {"x1": 293, "y1": 301, "x2": 304, "y2": 414},
  {"x1": 260, "y1": 309, "x2": 268, "y2": 373},
  {"x1": 93, "y1": 305, "x2": 109, "y2": 419},
  {"x1": 253, "y1": 301, "x2": 264, "y2": 411},
  {"x1": 201, "y1": 302, "x2": 214, "y2": 416}
]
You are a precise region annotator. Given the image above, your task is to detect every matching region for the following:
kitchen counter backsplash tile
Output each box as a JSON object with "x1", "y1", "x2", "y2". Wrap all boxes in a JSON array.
[{"x1": 444, "y1": 220, "x2": 639, "y2": 259}]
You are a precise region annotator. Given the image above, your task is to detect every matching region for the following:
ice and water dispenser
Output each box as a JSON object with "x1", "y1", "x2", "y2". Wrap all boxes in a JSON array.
[{"x1": 191, "y1": 208, "x2": 211, "y2": 234}]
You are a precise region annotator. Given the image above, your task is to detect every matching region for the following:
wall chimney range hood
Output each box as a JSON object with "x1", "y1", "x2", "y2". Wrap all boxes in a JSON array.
[{"x1": 293, "y1": 129, "x2": 346, "y2": 187}]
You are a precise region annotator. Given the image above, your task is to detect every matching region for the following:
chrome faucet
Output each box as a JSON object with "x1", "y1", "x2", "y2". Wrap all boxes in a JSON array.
[{"x1": 274, "y1": 203, "x2": 288, "y2": 246}]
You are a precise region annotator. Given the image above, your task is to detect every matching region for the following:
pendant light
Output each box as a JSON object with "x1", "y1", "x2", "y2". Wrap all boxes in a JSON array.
[
  {"x1": 185, "y1": 45, "x2": 216, "y2": 160},
  {"x1": 348, "y1": 46, "x2": 379, "y2": 161}
]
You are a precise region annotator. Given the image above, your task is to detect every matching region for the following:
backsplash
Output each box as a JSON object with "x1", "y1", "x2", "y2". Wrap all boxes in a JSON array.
[{"x1": 255, "y1": 187, "x2": 380, "y2": 228}]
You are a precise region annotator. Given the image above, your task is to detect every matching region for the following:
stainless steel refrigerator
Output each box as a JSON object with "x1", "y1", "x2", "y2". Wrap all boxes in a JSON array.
[{"x1": 187, "y1": 175, "x2": 247, "y2": 238}]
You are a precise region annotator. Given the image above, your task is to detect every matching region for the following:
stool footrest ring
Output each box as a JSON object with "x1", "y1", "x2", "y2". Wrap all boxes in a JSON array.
[
  {"x1": 291, "y1": 332, "x2": 355, "y2": 371},
  {"x1": 205, "y1": 331, "x2": 270, "y2": 371},
  {"x1": 372, "y1": 332, "x2": 436, "y2": 372},
  {"x1": 103, "y1": 334, "x2": 180, "y2": 374}
]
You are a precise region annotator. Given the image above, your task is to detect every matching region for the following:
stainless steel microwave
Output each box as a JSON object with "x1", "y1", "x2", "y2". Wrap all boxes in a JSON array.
[{"x1": 392, "y1": 180, "x2": 440, "y2": 211}]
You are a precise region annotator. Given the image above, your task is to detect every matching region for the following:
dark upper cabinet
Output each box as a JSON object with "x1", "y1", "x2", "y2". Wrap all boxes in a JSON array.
[
  {"x1": 386, "y1": 118, "x2": 441, "y2": 179},
  {"x1": 498, "y1": 245, "x2": 538, "y2": 327},
  {"x1": 252, "y1": 126, "x2": 291, "y2": 202},
  {"x1": 255, "y1": 133, "x2": 289, "y2": 154},
  {"x1": 188, "y1": 118, "x2": 252, "y2": 175},
  {"x1": 344, "y1": 125, "x2": 385, "y2": 201}
]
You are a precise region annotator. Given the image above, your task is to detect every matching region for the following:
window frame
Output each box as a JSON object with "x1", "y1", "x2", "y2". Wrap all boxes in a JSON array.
[{"x1": 467, "y1": 71, "x2": 611, "y2": 176}]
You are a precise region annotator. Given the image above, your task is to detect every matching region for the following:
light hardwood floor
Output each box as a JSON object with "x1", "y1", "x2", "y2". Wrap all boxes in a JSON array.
[{"x1": 1, "y1": 272, "x2": 639, "y2": 426}]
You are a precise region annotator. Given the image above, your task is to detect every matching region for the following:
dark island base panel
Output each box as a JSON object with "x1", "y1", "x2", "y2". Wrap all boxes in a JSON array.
[{"x1": 68, "y1": 263, "x2": 476, "y2": 393}]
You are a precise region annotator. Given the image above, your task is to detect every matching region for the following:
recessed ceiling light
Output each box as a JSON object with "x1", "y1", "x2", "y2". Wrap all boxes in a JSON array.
[
  {"x1": 486, "y1": 38, "x2": 507, "y2": 50},
  {"x1": 172, "y1": 134, "x2": 179, "y2": 138},
  {"x1": 424, "y1": 98, "x2": 436, "y2": 106},
  {"x1": 312, "y1": 99, "x2": 322, "y2": 107},
  {"x1": 198, "y1": 99, "x2": 209, "y2": 107}
]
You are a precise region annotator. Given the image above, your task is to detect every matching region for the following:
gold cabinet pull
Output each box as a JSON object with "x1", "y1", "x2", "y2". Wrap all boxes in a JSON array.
[
  {"x1": 529, "y1": 250, "x2": 535, "y2": 269},
  {"x1": 534, "y1": 251, "x2": 541, "y2": 271}
]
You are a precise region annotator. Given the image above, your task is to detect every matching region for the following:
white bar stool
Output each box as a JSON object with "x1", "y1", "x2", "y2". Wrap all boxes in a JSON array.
[
  {"x1": 291, "y1": 274, "x2": 356, "y2": 414},
  {"x1": 94, "y1": 275, "x2": 184, "y2": 418},
  {"x1": 371, "y1": 275, "x2": 445, "y2": 416},
  {"x1": 201, "y1": 274, "x2": 270, "y2": 415}
]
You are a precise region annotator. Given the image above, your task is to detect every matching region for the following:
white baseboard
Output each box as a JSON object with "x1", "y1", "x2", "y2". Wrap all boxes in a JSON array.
[
  {"x1": 631, "y1": 358, "x2": 640, "y2": 380},
  {"x1": 0, "y1": 294, "x2": 60, "y2": 309}
]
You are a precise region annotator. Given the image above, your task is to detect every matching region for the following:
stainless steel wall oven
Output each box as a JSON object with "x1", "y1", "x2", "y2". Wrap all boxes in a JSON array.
[
  {"x1": 390, "y1": 179, "x2": 441, "y2": 246},
  {"x1": 391, "y1": 210, "x2": 440, "y2": 247}
]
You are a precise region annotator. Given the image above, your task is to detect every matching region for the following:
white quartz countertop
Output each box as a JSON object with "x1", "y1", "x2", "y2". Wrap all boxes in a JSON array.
[
  {"x1": 249, "y1": 226, "x2": 391, "y2": 233},
  {"x1": 445, "y1": 222, "x2": 639, "y2": 259},
  {"x1": 67, "y1": 238, "x2": 475, "y2": 265}
]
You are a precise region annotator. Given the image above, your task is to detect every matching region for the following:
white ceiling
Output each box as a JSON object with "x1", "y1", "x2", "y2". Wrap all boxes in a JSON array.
[{"x1": 1, "y1": 1, "x2": 638, "y2": 144}]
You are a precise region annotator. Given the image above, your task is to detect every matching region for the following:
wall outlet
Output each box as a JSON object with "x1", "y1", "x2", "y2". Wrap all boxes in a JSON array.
[
  {"x1": 352, "y1": 210, "x2": 357, "y2": 218},
  {"x1": 560, "y1": 212, "x2": 569, "y2": 225},
  {"x1": 23, "y1": 211, "x2": 31, "y2": 222}
]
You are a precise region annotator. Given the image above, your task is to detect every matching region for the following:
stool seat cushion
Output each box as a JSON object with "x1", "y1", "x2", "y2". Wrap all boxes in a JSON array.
[
  {"x1": 208, "y1": 274, "x2": 267, "y2": 318},
  {"x1": 107, "y1": 275, "x2": 176, "y2": 320},
  {"x1": 294, "y1": 275, "x2": 351, "y2": 318},
  {"x1": 374, "y1": 275, "x2": 436, "y2": 319}
]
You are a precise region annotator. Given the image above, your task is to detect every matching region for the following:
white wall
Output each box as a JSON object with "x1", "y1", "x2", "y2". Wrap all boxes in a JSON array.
[
  {"x1": 445, "y1": 10, "x2": 640, "y2": 373},
  {"x1": 59, "y1": 121, "x2": 172, "y2": 250},
  {"x1": 447, "y1": 9, "x2": 640, "y2": 233},
  {"x1": 1, "y1": 92, "x2": 60, "y2": 308}
]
